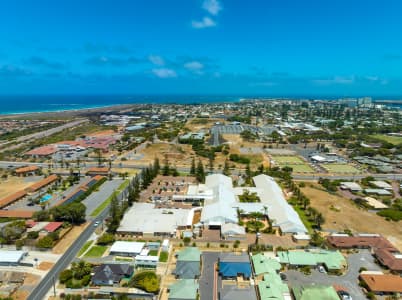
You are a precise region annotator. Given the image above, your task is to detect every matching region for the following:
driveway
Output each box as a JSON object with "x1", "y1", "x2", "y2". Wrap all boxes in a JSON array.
[
  {"x1": 200, "y1": 252, "x2": 219, "y2": 300},
  {"x1": 284, "y1": 250, "x2": 381, "y2": 300}
]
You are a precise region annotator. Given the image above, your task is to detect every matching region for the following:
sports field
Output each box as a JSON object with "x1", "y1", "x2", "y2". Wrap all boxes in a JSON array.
[
  {"x1": 287, "y1": 164, "x2": 315, "y2": 173},
  {"x1": 371, "y1": 134, "x2": 402, "y2": 145},
  {"x1": 272, "y1": 155, "x2": 305, "y2": 164},
  {"x1": 322, "y1": 163, "x2": 360, "y2": 173}
]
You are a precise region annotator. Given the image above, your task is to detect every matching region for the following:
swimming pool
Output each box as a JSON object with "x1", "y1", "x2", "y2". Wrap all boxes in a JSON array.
[{"x1": 40, "y1": 194, "x2": 52, "y2": 203}]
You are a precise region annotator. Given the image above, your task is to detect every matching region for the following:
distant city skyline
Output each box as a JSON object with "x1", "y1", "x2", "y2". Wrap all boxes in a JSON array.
[{"x1": 0, "y1": 0, "x2": 402, "y2": 95}]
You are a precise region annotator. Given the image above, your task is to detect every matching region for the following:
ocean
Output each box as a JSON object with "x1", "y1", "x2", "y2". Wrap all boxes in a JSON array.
[
  {"x1": 0, "y1": 95, "x2": 242, "y2": 115},
  {"x1": 0, "y1": 95, "x2": 400, "y2": 115}
]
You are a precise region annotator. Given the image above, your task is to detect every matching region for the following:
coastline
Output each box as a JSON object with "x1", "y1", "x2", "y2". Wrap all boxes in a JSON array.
[{"x1": 0, "y1": 104, "x2": 135, "y2": 119}]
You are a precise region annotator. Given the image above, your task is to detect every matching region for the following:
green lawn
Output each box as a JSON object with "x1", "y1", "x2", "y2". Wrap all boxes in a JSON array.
[
  {"x1": 148, "y1": 250, "x2": 159, "y2": 256},
  {"x1": 77, "y1": 240, "x2": 93, "y2": 257},
  {"x1": 322, "y1": 164, "x2": 360, "y2": 173},
  {"x1": 286, "y1": 164, "x2": 315, "y2": 173},
  {"x1": 159, "y1": 252, "x2": 168, "y2": 262},
  {"x1": 371, "y1": 134, "x2": 402, "y2": 145},
  {"x1": 293, "y1": 205, "x2": 314, "y2": 234},
  {"x1": 272, "y1": 155, "x2": 305, "y2": 164},
  {"x1": 91, "y1": 179, "x2": 130, "y2": 217},
  {"x1": 84, "y1": 245, "x2": 107, "y2": 257}
]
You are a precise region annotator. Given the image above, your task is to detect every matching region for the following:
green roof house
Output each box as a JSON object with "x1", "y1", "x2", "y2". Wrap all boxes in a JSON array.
[
  {"x1": 168, "y1": 279, "x2": 198, "y2": 300},
  {"x1": 292, "y1": 285, "x2": 339, "y2": 300},
  {"x1": 252, "y1": 253, "x2": 282, "y2": 276},
  {"x1": 258, "y1": 273, "x2": 290, "y2": 300}
]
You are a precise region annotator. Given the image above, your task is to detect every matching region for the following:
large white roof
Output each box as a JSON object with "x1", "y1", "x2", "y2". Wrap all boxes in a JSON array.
[
  {"x1": 117, "y1": 203, "x2": 194, "y2": 234},
  {"x1": 110, "y1": 241, "x2": 145, "y2": 254},
  {"x1": 0, "y1": 250, "x2": 25, "y2": 263},
  {"x1": 253, "y1": 174, "x2": 307, "y2": 234}
]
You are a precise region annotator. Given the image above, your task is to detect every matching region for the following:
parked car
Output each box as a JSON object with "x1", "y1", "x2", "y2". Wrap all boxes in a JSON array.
[{"x1": 337, "y1": 290, "x2": 352, "y2": 300}]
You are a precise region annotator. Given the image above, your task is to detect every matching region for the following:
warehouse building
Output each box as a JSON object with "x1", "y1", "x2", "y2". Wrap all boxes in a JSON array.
[
  {"x1": 116, "y1": 203, "x2": 195, "y2": 238},
  {"x1": 0, "y1": 250, "x2": 26, "y2": 266}
]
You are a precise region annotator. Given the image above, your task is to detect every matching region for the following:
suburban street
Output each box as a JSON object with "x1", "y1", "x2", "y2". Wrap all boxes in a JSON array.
[
  {"x1": 199, "y1": 252, "x2": 219, "y2": 300},
  {"x1": 1, "y1": 160, "x2": 401, "y2": 181},
  {"x1": 26, "y1": 178, "x2": 130, "y2": 300}
]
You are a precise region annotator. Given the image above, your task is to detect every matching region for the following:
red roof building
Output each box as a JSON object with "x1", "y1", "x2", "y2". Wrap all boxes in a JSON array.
[{"x1": 43, "y1": 222, "x2": 63, "y2": 233}]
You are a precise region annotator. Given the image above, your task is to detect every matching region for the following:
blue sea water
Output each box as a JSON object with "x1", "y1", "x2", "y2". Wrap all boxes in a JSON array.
[
  {"x1": 0, "y1": 95, "x2": 243, "y2": 115},
  {"x1": 0, "y1": 95, "x2": 400, "y2": 115}
]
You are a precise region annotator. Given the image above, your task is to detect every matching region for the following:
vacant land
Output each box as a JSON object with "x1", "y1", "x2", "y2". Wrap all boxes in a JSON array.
[
  {"x1": 301, "y1": 183, "x2": 402, "y2": 250},
  {"x1": 53, "y1": 223, "x2": 88, "y2": 254},
  {"x1": 0, "y1": 176, "x2": 37, "y2": 199},
  {"x1": 371, "y1": 134, "x2": 402, "y2": 145},
  {"x1": 321, "y1": 163, "x2": 360, "y2": 173},
  {"x1": 138, "y1": 143, "x2": 195, "y2": 167}
]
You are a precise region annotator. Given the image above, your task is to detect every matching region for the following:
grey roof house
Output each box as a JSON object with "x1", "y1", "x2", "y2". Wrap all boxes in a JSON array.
[
  {"x1": 92, "y1": 264, "x2": 134, "y2": 286},
  {"x1": 173, "y1": 247, "x2": 201, "y2": 279}
]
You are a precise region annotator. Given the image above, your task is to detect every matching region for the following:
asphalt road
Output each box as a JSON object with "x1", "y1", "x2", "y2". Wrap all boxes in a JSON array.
[
  {"x1": 27, "y1": 177, "x2": 130, "y2": 300},
  {"x1": 199, "y1": 252, "x2": 220, "y2": 300},
  {"x1": 27, "y1": 210, "x2": 109, "y2": 300},
  {"x1": 82, "y1": 179, "x2": 124, "y2": 215},
  {"x1": 0, "y1": 119, "x2": 88, "y2": 153},
  {"x1": 1, "y1": 160, "x2": 402, "y2": 182}
]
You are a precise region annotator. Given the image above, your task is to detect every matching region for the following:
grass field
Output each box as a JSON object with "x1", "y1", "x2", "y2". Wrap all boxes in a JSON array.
[
  {"x1": 371, "y1": 134, "x2": 402, "y2": 145},
  {"x1": 286, "y1": 164, "x2": 315, "y2": 173},
  {"x1": 77, "y1": 240, "x2": 93, "y2": 257},
  {"x1": 84, "y1": 245, "x2": 107, "y2": 257},
  {"x1": 322, "y1": 163, "x2": 360, "y2": 173},
  {"x1": 272, "y1": 155, "x2": 305, "y2": 164}
]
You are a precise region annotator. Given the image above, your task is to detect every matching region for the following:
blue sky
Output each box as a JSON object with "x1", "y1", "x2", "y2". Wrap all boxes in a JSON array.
[{"x1": 0, "y1": 0, "x2": 401, "y2": 96}]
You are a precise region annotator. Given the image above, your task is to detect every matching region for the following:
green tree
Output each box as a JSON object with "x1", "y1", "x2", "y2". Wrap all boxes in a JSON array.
[
  {"x1": 36, "y1": 236, "x2": 54, "y2": 248},
  {"x1": 196, "y1": 160, "x2": 205, "y2": 183},
  {"x1": 190, "y1": 158, "x2": 196, "y2": 175}
]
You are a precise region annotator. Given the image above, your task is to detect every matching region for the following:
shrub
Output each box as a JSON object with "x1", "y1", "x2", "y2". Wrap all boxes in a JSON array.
[
  {"x1": 27, "y1": 231, "x2": 39, "y2": 239},
  {"x1": 59, "y1": 269, "x2": 73, "y2": 284},
  {"x1": 36, "y1": 236, "x2": 54, "y2": 249},
  {"x1": 129, "y1": 271, "x2": 160, "y2": 294},
  {"x1": 97, "y1": 233, "x2": 115, "y2": 245}
]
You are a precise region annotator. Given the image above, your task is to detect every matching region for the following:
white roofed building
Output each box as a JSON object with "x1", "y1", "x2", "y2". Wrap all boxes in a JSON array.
[{"x1": 109, "y1": 241, "x2": 145, "y2": 257}]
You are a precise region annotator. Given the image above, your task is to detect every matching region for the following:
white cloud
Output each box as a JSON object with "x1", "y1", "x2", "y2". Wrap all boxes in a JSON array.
[
  {"x1": 191, "y1": 17, "x2": 216, "y2": 29},
  {"x1": 202, "y1": 0, "x2": 222, "y2": 15},
  {"x1": 184, "y1": 61, "x2": 204, "y2": 74},
  {"x1": 152, "y1": 68, "x2": 177, "y2": 78},
  {"x1": 149, "y1": 55, "x2": 165, "y2": 66}
]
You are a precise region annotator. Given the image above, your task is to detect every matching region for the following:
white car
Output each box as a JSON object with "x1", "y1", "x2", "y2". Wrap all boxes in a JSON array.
[
  {"x1": 94, "y1": 221, "x2": 100, "y2": 227},
  {"x1": 318, "y1": 265, "x2": 326, "y2": 273}
]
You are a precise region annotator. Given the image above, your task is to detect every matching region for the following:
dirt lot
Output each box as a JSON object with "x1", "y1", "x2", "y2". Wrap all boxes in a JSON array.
[
  {"x1": 138, "y1": 143, "x2": 197, "y2": 167},
  {"x1": 38, "y1": 261, "x2": 54, "y2": 271},
  {"x1": 12, "y1": 273, "x2": 40, "y2": 300},
  {"x1": 0, "y1": 176, "x2": 37, "y2": 198},
  {"x1": 53, "y1": 223, "x2": 88, "y2": 254},
  {"x1": 301, "y1": 183, "x2": 402, "y2": 250},
  {"x1": 185, "y1": 118, "x2": 223, "y2": 132}
]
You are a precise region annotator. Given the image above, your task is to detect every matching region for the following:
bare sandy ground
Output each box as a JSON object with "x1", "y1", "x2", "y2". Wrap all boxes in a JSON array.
[{"x1": 301, "y1": 183, "x2": 402, "y2": 250}]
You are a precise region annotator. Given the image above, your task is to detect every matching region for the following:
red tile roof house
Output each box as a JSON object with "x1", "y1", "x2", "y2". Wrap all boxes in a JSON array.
[
  {"x1": 327, "y1": 235, "x2": 402, "y2": 273},
  {"x1": 42, "y1": 222, "x2": 63, "y2": 233},
  {"x1": 25, "y1": 145, "x2": 58, "y2": 158}
]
